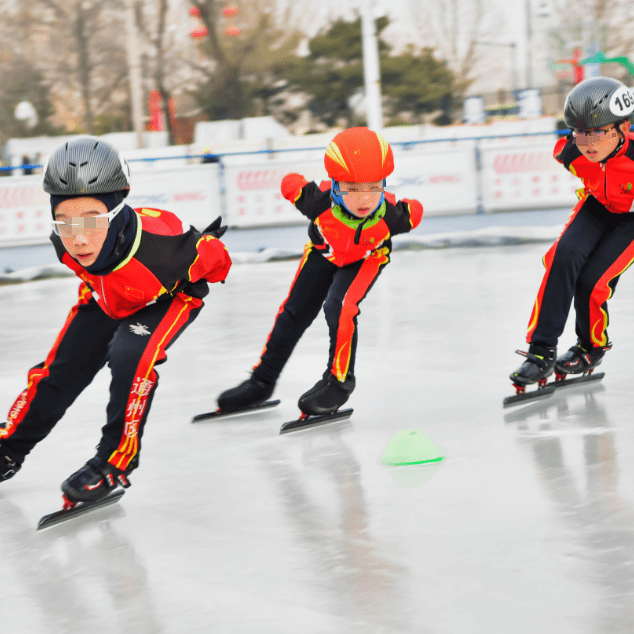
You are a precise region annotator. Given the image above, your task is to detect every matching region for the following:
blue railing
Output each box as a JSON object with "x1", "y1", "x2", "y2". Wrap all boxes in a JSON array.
[{"x1": 0, "y1": 128, "x2": 574, "y2": 173}]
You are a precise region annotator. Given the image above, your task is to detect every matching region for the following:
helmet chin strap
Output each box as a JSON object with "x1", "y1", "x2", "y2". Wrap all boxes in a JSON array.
[{"x1": 330, "y1": 178, "x2": 387, "y2": 215}]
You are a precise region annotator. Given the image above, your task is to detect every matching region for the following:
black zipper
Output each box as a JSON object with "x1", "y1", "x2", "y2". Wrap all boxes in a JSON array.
[{"x1": 354, "y1": 217, "x2": 371, "y2": 245}]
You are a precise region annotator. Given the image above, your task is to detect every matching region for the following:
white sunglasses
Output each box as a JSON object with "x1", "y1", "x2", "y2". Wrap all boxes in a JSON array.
[{"x1": 52, "y1": 200, "x2": 125, "y2": 236}]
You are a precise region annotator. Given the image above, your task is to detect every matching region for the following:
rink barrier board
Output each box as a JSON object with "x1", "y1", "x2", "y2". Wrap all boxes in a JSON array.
[{"x1": 0, "y1": 136, "x2": 578, "y2": 247}]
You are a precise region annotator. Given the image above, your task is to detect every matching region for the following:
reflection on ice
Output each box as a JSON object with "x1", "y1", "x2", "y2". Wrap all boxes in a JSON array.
[{"x1": 0, "y1": 494, "x2": 162, "y2": 634}]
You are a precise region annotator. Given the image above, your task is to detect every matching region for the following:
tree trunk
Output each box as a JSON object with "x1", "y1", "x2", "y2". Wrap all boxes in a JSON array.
[
  {"x1": 156, "y1": 0, "x2": 174, "y2": 144},
  {"x1": 76, "y1": 4, "x2": 94, "y2": 134}
]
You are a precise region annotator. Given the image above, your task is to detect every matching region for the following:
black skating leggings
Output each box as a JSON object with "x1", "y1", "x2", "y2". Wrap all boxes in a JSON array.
[
  {"x1": 1, "y1": 283, "x2": 202, "y2": 470},
  {"x1": 252, "y1": 243, "x2": 390, "y2": 384},
  {"x1": 527, "y1": 194, "x2": 634, "y2": 349}
]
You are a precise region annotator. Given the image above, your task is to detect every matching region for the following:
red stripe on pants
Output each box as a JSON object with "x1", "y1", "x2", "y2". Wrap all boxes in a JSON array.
[
  {"x1": 2, "y1": 283, "x2": 93, "y2": 439},
  {"x1": 527, "y1": 196, "x2": 586, "y2": 342},
  {"x1": 332, "y1": 248, "x2": 389, "y2": 381},
  {"x1": 255, "y1": 242, "x2": 313, "y2": 366},
  {"x1": 108, "y1": 294, "x2": 202, "y2": 471},
  {"x1": 588, "y1": 241, "x2": 634, "y2": 347}
]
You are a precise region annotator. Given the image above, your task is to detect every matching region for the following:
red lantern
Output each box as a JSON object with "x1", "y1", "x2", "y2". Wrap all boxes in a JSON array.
[
  {"x1": 191, "y1": 26, "x2": 208, "y2": 39},
  {"x1": 222, "y1": 5, "x2": 239, "y2": 17},
  {"x1": 189, "y1": 6, "x2": 201, "y2": 17},
  {"x1": 225, "y1": 25, "x2": 241, "y2": 37}
]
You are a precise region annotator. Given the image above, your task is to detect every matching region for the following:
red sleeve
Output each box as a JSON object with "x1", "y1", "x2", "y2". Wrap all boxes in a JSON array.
[
  {"x1": 318, "y1": 180, "x2": 331, "y2": 192},
  {"x1": 402, "y1": 198, "x2": 423, "y2": 229},
  {"x1": 281, "y1": 173, "x2": 309, "y2": 203},
  {"x1": 188, "y1": 235, "x2": 232, "y2": 284},
  {"x1": 135, "y1": 207, "x2": 184, "y2": 234},
  {"x1": 553, "y1": 136, "x2": 568, "y2": 164}
]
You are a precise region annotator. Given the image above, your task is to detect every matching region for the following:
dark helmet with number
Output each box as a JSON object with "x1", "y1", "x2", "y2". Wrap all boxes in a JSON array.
[
  {"x1": 43, "y1": 135, "x2": 131, "y2": 197},
  {"x1": 564, "y1": 77, "x2": 634, "y2": 130}
]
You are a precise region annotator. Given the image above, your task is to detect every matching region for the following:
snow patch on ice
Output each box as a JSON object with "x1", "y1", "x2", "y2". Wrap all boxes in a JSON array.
[{"x1": 0, "y1": 225, "x2": 563, "y2": 283}]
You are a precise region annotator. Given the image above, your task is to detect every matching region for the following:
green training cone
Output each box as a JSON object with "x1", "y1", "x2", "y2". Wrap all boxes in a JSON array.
[{"x1": 380, "y1": 430, "x2": 444, "y2": 466}]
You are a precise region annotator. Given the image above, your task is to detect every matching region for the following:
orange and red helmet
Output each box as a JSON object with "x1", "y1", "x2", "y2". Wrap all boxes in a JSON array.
[{"x1": 324, "y1": 127, "x2": 394, "y2": 183}]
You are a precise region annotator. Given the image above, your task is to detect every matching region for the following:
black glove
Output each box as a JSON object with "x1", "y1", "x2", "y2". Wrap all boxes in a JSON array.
[{"x1": 202, "y1": 216, "x2": 228, "y2": 240}]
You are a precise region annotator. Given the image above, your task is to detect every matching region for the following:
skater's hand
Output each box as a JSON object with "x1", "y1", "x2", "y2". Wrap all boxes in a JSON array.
[
  {"x1": 202, "y1": 216, "x2": 228, "y2": 240},
  {"x1": 281, "y1": 173, "x2": 308, "y2": 202},
  {"x1": 205, "y1": 241, "x2": 232, "y2": 284},
  {"x1": 401, "y1": 198, "x2": 423, "y2": 229},
  {"x1": 190, "y1": 234, "x2": 232, "y2": 284}
]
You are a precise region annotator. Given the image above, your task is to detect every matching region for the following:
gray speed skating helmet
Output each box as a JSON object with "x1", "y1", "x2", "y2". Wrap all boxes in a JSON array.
[
  {"x1": 43, "y1": 135, "x2": 131, "y2": 196},
  {"x1": 564, "y1": 77, "x2": 634, "y2": 130}
]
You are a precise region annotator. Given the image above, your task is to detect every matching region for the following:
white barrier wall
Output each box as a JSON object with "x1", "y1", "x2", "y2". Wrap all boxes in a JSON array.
[
  {"x1": 223, "y1": 146, "x2": 481, "y2": 225},
  {"x1": 126, "y1": 164, "x2": 221, "y2": 231},
  {"x1": 0, "y1": 177, "x2": 50, "y2": 246},
  {"x1": 0, "y1": 164, "x2": 221, "y2": 246},
  {"x1": 389, "y1": 146, "x2": 479, "y2": 216},
  {"x1": 224, "y1": 162, "x2": 323, "y2": 227},
  {"x1": 481, "y1": 143, "x2": 580, "y2": 211},
  {"x1": 0, "y1": 135, "x2": 582, "y2": 246}
]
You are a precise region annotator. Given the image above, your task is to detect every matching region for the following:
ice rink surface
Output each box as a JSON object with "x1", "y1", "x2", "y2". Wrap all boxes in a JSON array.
[{"x1": 2, "y1": 242, "x2": 634, "y2": 633}]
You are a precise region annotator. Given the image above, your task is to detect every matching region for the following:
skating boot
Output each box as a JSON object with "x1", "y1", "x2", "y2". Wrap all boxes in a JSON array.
[
  {"x1": 217, "y1": 376, "x2": 275, "y2": 412},
  {"x1": 555, "y1": 342, "x2": 611, "y2": 376},
  {"x1": 509, "y1": 344, "x2": 557, "y2": 388},
  {"x1": 298, "y1": 372, "x2": 356, "y2": 416},
  {"x1": 0, "y1": 447, "x2": 21, "y2": 482},
  {"x1": 62, "y1": 456, "x2": 137, "y2": 506}
]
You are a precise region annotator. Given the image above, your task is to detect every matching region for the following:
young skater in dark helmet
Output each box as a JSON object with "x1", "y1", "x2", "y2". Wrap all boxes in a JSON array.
[
  {"x1": 216, "y1": 126, "x2": 423, "y2": 416},
  {"x1": 0, "y1": 136, "x2": 231, "y2": 506},
  {"x1": 510, "y1": 76, "x2": 634, "y2": 388}
]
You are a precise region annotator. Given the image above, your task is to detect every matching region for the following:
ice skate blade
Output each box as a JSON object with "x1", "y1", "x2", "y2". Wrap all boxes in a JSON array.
[
  {"x1": 192, "y1": 399, "x2": 280, "y2": 422},
  {"x1": 503, "y1": 385, "x2": 556, "y2": 408},
  {"x1": 553, "y1": 371, "x2": 604, "y2": 390},
  {"x1": 37, "y1": 489, "x2": 125, "y2": 531},
  {"x1": 279, "y1": 408, "x2": 353, "y2": 434},
  {"x1": 504, "y1": 382, "x2": 605, "y2": 424},
  {"x1": 503, "y1": 372, "x2": 606, "y2": 408}
]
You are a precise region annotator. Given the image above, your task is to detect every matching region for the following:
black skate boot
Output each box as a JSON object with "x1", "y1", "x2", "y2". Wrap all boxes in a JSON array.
[
  {"x1": 0, "y1": 448, "x2": 21, "y2": 482},
  {"x1": 298, "y1": 372, "x2": 356, "y2": 416},
  {"x1": 509, "y1": 344, "x2": 557, "y2": 388},
  {"x1": 555, "y1": 342, "x2": 611, "y2": 376},
  {"x1": 217, "y1": 376, "x2": 275, "y2": 412},
  {"x1": 62, "y1": 456, "x2": 137, "y2": 506}
]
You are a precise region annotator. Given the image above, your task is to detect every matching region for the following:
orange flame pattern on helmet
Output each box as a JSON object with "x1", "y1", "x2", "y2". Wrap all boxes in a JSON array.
[{"x1": 324, "y1": 127, "x2": 394, "y2": 183}]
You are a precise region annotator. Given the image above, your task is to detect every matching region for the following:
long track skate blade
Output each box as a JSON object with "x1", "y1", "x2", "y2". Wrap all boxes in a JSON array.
[
  {"x1": 553, "y1": 372, "x2": 605, "y2": 390},
  {"x1": 503, "y1": 385, "x2": 556, "y2": 408},
  {"x1": 37, "y1": 489, "x2": 125, "y2": 531},
  {"x1": 280, "y1": 408, "x2": 353, "y2": 434},
  {"x1": 192, "y1": 399, "x2": 281, "y2": 422}
]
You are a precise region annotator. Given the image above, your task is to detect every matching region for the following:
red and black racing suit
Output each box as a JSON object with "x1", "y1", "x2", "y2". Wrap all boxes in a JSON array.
[
  {"x1": 527, "y1": 131, "x2": 634, "y2": 351},
  {"x1": 251, "y1": 174, "x2": 423, "y2": 386},
  {"x1": 0, "y1": 207, "x2": 231, "y2": 471}
]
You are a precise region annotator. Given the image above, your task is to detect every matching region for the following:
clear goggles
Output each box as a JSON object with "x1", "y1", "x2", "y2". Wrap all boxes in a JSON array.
[
  {"x1": 572, "y1": 125, "x2": 617, "y2": 139},
  {"x1": 334, "y1": 186, "x2": 385, "y2": 194},
  {"x1": 52, "y1": 200, "x2": 125, "y2": 237}
]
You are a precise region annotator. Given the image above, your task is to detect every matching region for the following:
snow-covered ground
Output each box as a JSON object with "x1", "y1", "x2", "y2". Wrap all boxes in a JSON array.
[{"x1": 2, "y1": 241, "x2": 634, "y2": 633}]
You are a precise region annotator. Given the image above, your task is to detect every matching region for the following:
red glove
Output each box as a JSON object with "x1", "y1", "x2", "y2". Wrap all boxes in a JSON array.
[
  {"x1": 205, "y1": 242, "x2": 232, "y2": 284},
  {"x1": 281, "y1": 173, "x2": 308, "y2": 203},
  {"x1": 190, "y1": 235, "x2": 232, "y2": 284},
  {"x1": 402, "y1": 198, "x2": 423, "y2": 229}
]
